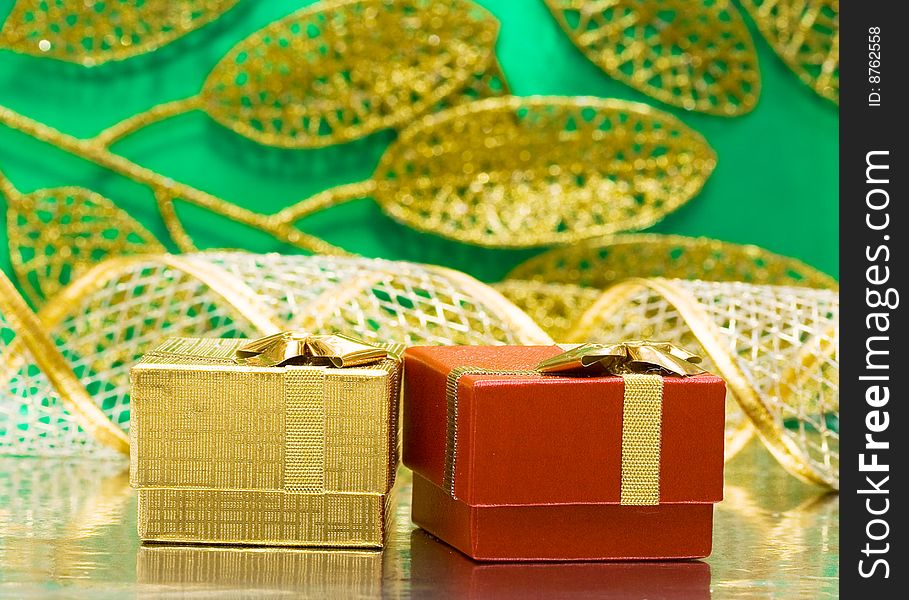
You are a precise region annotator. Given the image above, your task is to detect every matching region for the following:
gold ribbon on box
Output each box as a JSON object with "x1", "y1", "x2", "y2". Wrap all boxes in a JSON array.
[
  {"x1": 231, "y1": 330, "x2": 397, "y2": 495},
  {"x1": 444, "y1": 341, "x2": 707, "y2": 506},
  {"x1": 538, "y1": 342, "x2": 706, "y2": 506},
  {"x1": 235, "y1": 331, "x2": 391, "y2": 368}
]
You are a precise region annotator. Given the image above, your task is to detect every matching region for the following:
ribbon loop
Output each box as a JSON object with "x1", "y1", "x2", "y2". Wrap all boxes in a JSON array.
[
  {"x1": 235, "y1": 331, "x2": 388, "y2": 368},
  {"x1": 536, "y1": 341, "x2": 705, "y2": 377}
]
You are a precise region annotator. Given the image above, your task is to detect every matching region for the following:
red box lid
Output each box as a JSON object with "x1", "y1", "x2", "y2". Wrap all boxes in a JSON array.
[{"x1": 403, "y1": 345, "x2": 725, "y2": 507}]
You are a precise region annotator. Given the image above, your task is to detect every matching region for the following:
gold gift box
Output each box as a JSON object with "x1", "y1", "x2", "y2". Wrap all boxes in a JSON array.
[{"x1": 129, "y1": 336, "x2": 400, "y2": 548}]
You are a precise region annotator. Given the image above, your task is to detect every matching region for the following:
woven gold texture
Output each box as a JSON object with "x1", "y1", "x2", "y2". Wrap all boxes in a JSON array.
[
  {"x1": 571, "y1": 278, "x2": 839, "y2": 488},
  {"x1": 740, "y1": 0, "x2": 839, "y2": 103},
  {"x1": 131, "y1": 337, "x2": 399, "y2": 546},
  {"x1": 5, "y1": 185, "x2": 165, "y2": 303},
  {"x1": 201, "y1": 0, "x2": 503, "y2": 148},
  {"x1": 619, "y1": 373, "x2": 662, "y2": 505},
  {"x1": 0, "y1": 0, "x2": 239, "y2": 66},
  {"x1": 136, "y1": 489, "x2": 391, "y2": 547},
  {"x1": 544, "y1": 0, "x2": 760, "y2": 116},
  {"x1": 0, "y1": 252, "x2": 551, "y2": 456},
  {"x1": 374, "y1": 96, "x2": 716, "y2": 247}
]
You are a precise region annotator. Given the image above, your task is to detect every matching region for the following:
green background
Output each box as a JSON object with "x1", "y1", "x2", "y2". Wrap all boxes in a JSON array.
[{"x1": 0, "y1": 0, "x2": 838, "y2": 289}]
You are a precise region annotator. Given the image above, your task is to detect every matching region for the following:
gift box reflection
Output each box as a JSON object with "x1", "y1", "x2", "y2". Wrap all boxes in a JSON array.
[
  {"x1": 409, "y1": 530, "x2": 711, "y2": 599},
  {"x1": 136, "y1": 544, "x2": 384, "y2": 597}
]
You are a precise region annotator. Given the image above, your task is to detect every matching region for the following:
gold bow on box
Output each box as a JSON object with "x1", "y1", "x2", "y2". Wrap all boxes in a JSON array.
[
  {"x1": 529, "y1": 341, "x2": 712, "y2": 506},
  {"x1": 235, "y1": 331, "x2": 390, "y2": 368},
  {"x1": 536, "y1": 341, "x2": 707, "y2": 377}
]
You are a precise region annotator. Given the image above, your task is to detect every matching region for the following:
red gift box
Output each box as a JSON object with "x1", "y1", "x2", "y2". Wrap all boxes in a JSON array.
[{"x1": 402, "y1": 345, "x2": 726, "y2": 561}]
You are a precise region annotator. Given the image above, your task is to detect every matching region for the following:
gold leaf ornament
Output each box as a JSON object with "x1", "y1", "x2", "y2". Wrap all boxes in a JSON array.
[
  {"x1": 0, "y1": 0, "x2": 240, "y2": 66},
  {"x1": 544, "y1": 0, "x2": 760, "y2": 116},
  {"x1": 200, "y1": 0, "x2": 502, "y2": 148},
  {"x1": 369, "y1": 96, "x2": 716, "y2": 247},
  {"x1": 4, "y1": 184, "x2": 165, "y2": 303},
  {"x1": 739, "y1": 0, "x2": 839, "y2": 103},
  {"x1": 506, "y1": 234, "x2": 839, "y2": 290}
]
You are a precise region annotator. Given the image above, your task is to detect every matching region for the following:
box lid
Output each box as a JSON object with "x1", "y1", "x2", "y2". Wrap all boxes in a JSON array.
[{"x1": 402, "y1": 345, "x2": 725, "y2": 506}]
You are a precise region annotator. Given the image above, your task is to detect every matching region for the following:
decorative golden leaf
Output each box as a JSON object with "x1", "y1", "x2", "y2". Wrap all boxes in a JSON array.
[
  {"x1": 433, "y1": 58, "x2": 509, "y2": 112},
  {"x1": 201, "y1": 0, "x2": 500, "y2": 148},
  {"x1": 739, "y1": 0, "x2": 839, "y2": 103},
  {"x1": 493, "y1": 280, "x2": 602, "y2": 340},
  {"x1": 373, "y1": 96, "x2": 716, "y2": 247},
  {"x1": 507, "y1": 234, "x2": 837, "y2": 289},
  {"x1": 0, "y1": 0, "x2": 239, "y2": 66},
  {"x1": 543, "y1": 0, "x2": 760, "y2": 116},
  {"x1": 6, "y1": 186, "x2": 165, "y2": 303}
]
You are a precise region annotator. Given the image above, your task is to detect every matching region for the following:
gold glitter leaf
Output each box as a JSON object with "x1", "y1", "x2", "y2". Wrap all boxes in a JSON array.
[
  {"x1": 494, "y1": 280, "x2": 602, "y2": 341},
  {"x1": 200, "y1": 0, "x2": 500, "y2": 148},
  {"x1": 544, "y1": 0, "x2": 760, "y2": 116},
  {"x1": 0, "y1": 0, "x2": 240, "y2": 66},
  {"x1": 508, "y1": 234, "x2": 837, "y2": 289},
  {"x1": 6, "y1": 186, "x2": 165, "y2": 303},
  {"x1": 739, "y1": 0, "x2": 839, "y2": 103},
  {"x1": 374, "y1": 96, "x2": 716, "y2": 247}
]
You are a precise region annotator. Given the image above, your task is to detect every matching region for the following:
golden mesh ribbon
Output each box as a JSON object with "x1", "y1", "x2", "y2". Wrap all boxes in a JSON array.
[
  {"x1": 443, "y1": 341, "x2": 705, "y2": 505},
  {"x1": 0, "y1": 252, "x2": 549, "y2": 457},
  {"x1": 284, "y1": 368, "x2": 326, "y2": 494}
]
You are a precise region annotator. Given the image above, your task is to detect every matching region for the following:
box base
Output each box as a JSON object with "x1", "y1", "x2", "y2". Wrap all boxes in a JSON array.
[
  {"x1": 137, "y1": 488, "x2": 394, "y2": 548},
  {"x1": 412, "y1": 474, "x2": 714, "y2": 561}
]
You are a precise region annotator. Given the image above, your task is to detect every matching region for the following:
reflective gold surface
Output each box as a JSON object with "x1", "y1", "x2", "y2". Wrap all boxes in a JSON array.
[{"x1": 0, "y1": 440, "x2": 837, "y2": 598}]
